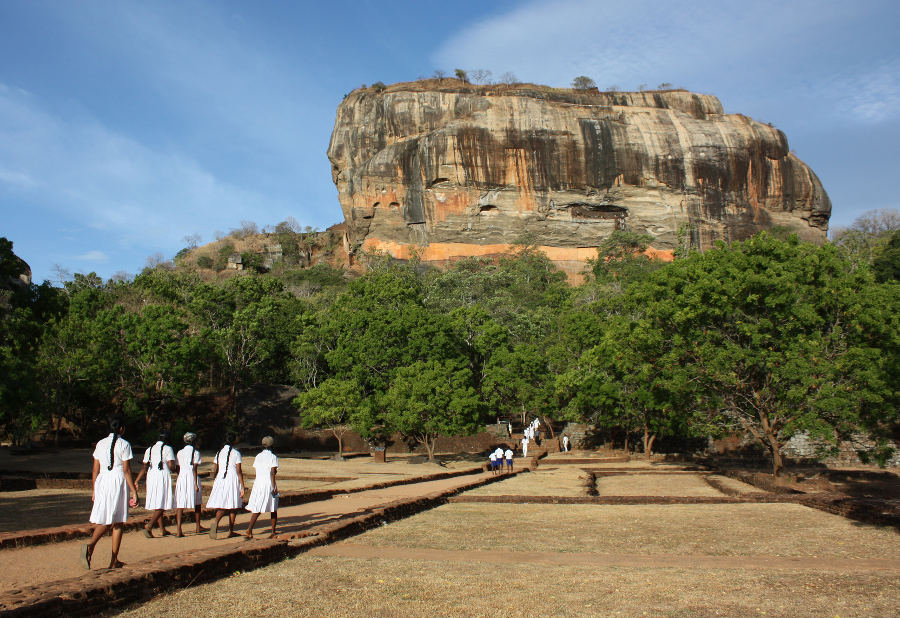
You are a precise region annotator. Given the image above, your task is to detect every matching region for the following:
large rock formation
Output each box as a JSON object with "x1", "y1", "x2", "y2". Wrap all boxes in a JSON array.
[{"x1": 327, "y1": 81, "x2": 830, "y2": 274}]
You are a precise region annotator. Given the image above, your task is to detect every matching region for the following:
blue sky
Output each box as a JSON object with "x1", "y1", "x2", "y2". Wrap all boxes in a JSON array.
[{"x1": 1, "y1": 0, "x2": 898, "y2": 284}]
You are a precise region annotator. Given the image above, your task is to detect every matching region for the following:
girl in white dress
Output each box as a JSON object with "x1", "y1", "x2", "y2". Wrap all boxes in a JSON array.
[
  {"x1": 80, "y1": 417, "x2": 139, "y2": 570},
  {"x1": 206, "y1": 432, "x2": 244, "y2": 539},
  {"x1": 134, "y1": 430, "x2": 176, "y2": 537},
  {"x1": 175, "y1": 432, "x2": 207, "y2": 536},
  {"x1": 245, "y1": 436, "x2": 279, "y2": 539}
]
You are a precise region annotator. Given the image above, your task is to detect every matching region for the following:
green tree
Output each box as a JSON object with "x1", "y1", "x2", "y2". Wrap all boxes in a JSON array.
[
  {"x1": 294, "y1": 377, "x2": 364, "y2": 457},
  {"x1": 635, "y1": 233, "x2": 897, "y2": 475},
  {"x1": 379, "y1": 360, "x2": 482, "y2": 460},
  {"x1": 571, "y1": 75, "x2": 596, "y2": 91}
]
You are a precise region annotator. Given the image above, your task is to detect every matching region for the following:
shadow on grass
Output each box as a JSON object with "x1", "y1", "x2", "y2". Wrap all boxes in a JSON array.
[{"x1": 0, "y1": 490, "x2": 93, "y2": 533}]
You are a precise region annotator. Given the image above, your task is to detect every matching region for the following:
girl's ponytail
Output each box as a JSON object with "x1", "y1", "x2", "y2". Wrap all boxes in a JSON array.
[
  {"x1": 222, "y1": 432, "x2": 236, "y2": 479},
  {"x1": 223, "y1": 445, "x2": 233, "y2": 478},
  {"x1": 157, "y1": 430, "x2": 170, "y2": 470},
  {"x1": 108, "y1": 417, "x2": 123, "y2": 471}
]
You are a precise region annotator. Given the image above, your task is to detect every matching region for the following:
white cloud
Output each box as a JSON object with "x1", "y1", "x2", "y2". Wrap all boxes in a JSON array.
[
  {"x1": 0, "y1": 167, "x2": 37, "y2": 189},
  {"x1": 0, "y1": 81, "x2": 289, "y2": 251},
  {"x1": 433, "y1": 0, "x2": 891, "y2": 122},
  {"x1": 829, "y1": 59, "x2": 900, "y2": 123},
  {"x1": 74, "y1": 250, "x2": 109, "y2": 262}
]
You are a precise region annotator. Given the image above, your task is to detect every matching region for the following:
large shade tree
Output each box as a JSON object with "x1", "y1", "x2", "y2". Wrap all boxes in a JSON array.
[{"x1": 634, "y1": 233, "x2": 898, "y2": 475}]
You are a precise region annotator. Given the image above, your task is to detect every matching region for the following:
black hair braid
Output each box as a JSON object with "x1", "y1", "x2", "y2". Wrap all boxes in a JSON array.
[
  {"x1": 157, "y1": 441, "x2": 166, "y2": 470},
  {"x1": 108, "y1": 434, "x2": 119, "y2": 471},
  {"x1": 223, "y1": 445, "x2": 233, "y2": 478},
  {"x1": 107, "y1": 417, "x2": 123, "y2": 471},
  {"x1": 190, "y1": 445, "x2": 197, "y2": 466}
]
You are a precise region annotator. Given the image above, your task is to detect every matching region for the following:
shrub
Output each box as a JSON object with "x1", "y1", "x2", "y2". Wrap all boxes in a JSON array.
[{"x1": 571, "y1": 75, "x2": 596, "y2": 91}]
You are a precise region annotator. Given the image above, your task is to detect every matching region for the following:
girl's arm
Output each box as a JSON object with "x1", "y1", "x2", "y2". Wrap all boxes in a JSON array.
[
  {"x1": 193, "y1": 463, "x2": 201, "y2": 492},
  {"x1": 124, "y1": 460, "x2": 138, "y2": 503},
  {"x1": 167, "y1": 457, "x2": 177, "y2": 472},
  {"x1": 270, "y1": 466, "x2": 278, "y2": 495},
  {"x1": 236, "y1": 463, "x2": 245, "y2": 497},
  {"x1": 90, "y1": 458, "x2": 100, "y2": 502},
  {"x1": 134, "y1": 462, "x2": 149, "y2": 486}
]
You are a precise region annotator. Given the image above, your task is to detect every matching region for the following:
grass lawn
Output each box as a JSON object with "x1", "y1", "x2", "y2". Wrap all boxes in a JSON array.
[
  {"x1": 120, "y1": 554, "x2": 900, "y2": 617},
  {"x1": 466, "y1": 467, "x2": 591, "y2": 496},
  {"x1": 353, "y1": 502, "x2": 900, "y2": 559}
]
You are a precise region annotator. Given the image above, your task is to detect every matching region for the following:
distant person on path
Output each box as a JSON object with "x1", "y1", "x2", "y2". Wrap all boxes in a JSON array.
[
  {"x1": 134, "y1": 429, "x2": 176, "y2": 538},
  {"x1": 81, "y1": 417, "x2": 139, "y2": 570},
  {"x1": 245, "y1": 436, "x2": 280, "y2": 539},
  {"x1": 174, "y1": 432, "x2": 206, "y2": 536},
  {"x1": 493, "y1": 446, "x2": 505, "y2": 472},
  {"x1": 507, "y1": 422, "x2": 512, "y2": 437},
  {"x1": 521, "y1": 436, "x2": 529, "y2": 458},
  {"x1": 489, "y1": 450, "x2": 498, "y2": 474},
  {"x1": 562, "y1": 434, "x2": 570, "y2": 452},
  {"x1": 207, "y1": 432, "x2": 245, "y2": 539},
  {"x1": 504, "y1": 447, "x2": 514, "y2": 472}
]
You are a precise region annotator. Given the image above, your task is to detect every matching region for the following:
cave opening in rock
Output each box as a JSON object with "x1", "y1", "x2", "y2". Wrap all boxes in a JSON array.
[
  {"x1": 567, "y1": 202, "x2": 628, "y2": 229},
  {"x1": 478, "y1": 204, "x2": 499, "y2": 216}
]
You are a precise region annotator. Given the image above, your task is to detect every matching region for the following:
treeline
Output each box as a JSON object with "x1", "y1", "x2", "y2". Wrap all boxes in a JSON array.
[{"x1": 1, "y1": 214, "x2": 897, "y2": 475}]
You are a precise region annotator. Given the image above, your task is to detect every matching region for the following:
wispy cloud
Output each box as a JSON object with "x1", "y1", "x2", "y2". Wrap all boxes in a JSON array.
[
  {"x1": 0, "y1": 81, "x2": 287, "y2": 250},
  {"x1": 829, "y1": 59, "x2": 900, "y2": 123},
  {"x1": 433, "y1": 0, "x2": 895, "y2": 123},
  {"x1": 74, "y1": 250, "x2": 109, "y2": 262}
]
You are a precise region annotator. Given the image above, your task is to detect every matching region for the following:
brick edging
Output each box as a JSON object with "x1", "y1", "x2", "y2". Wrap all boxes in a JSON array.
[
  {"x1": 448, "y1": 494, "x2": 800, "y2": 505},
  {"x1": 0, "y1": 471, "x2": 516, "y2": 616},
  {"x1": 0, "y1": 466, "x2": 484, "y2": 550}
]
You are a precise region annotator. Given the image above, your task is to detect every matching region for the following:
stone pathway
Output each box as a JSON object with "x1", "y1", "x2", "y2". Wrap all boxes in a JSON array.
[{"x1": 0, "y1": 470, "x2": 500, "y2": 609}]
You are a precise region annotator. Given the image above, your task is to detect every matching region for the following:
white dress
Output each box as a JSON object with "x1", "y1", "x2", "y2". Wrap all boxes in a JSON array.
[
  {"x1": 175, "y1": 445, "x2": 202, "y2": 509},
  {"x1": 246, "y1": 449, "x2": 279, "y2": 513},
  {"x1": 143, "y1": 442, "x2": 176, "y2": 510},
  {"x1": 206, "y1": 446, "x2": 243, "y2": 510},
  {"x1": 89, "y1": 433, "x2": 134, "y2": 525}
]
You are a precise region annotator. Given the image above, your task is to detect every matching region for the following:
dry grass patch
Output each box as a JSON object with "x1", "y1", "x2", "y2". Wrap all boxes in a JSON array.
[
  {"x1": 466, "y1": 468, "x2": 590, "y2": 497},
  {"x1": 353, "y1": 503, "x2": 900, "y2": 559},
  {"x1": 707, "y1": 474, "x2": 764, "y2": 494},
  {"x1": 596, "y1": 473, "x2": 723, "y2": 497},
  {"x1": 0, "y1": 488, "x2": 93, "y2": 532},
  {"x1": 118, "y1": 555, "x2": 900, "y2": 617}
]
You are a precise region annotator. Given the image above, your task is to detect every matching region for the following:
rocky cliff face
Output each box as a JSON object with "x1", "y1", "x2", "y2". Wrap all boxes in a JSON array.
[{"x1": 327, "y1": 81, "x2": 831, "y2": 273}]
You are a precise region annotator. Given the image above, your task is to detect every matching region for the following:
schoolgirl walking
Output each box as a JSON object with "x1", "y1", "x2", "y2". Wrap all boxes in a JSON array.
[
  {"x1": 245, "y1": 436, "x2": 279, "y2": 539},
  {"x1": 80, "y1": 417, "x2": 139, "y2": 570},
  {"x1": 174, "y1": 432, "x2": 207, "y2": 536},
  {"x1": 134, "y1": 429, "x2": 176, "y2": 537},
  {"x1": 206, "y1": 432, "x2": 244, "y2": 539}
]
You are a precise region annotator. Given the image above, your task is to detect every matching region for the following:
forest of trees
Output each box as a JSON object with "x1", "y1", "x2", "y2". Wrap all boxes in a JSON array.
[{"x1": 1, "y1": 211, "x2": 897, "y2": 475}]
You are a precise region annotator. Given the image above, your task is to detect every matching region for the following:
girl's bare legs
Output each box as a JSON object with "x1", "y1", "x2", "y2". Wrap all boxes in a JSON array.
[
  {"x1": 210, "y1": 509, "x2": 226, "y2": 538},
  {"x1": 227, "y1": 510, "x2": 237, "y2": 536},
  {"x1": 109, "y1": 524, "x2": 125, "y2": 568},
  {"x1": 268, "y1": 511, "x2": 277, "y2": 538},
  {"x1": 245, "y1": 512, "x2": 261, "y2": 538},
  {"x1": 194, "y1": 506, "x2": 206, "y2": 533},
  {"x1": 176, "y1": 508, "x2": 184, "y2": 536}
]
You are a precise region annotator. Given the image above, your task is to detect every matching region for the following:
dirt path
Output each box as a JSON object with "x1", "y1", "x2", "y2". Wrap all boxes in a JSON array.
[
  {"x1": 0, "y1": 471, "x2": 492, "y2": 592},
  {"x1": 309, "y1": 541, "x2": 900, "y2": 572}
]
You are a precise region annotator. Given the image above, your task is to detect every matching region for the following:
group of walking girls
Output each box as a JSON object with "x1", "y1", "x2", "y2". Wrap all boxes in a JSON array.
[
  {"x1": 488, "y1": 446, "x2": 514, "y2": 474},
  {"x1": 80, "y1": 418, "x2": 280, "y2": 570}
]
